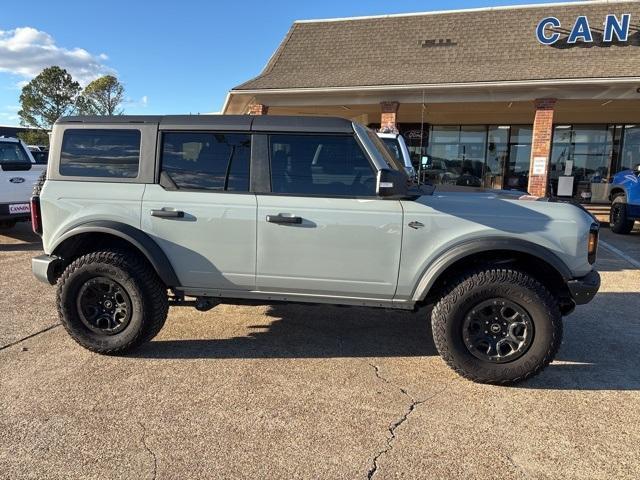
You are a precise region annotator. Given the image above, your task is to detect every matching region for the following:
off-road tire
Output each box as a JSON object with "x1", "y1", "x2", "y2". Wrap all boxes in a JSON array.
[
  {"x1": 32, "y1": 169, "x2": 46, "y2": 197},
  {"x1": 610, "y1": 194, "x2": 634, "y2": 234},
  {"x1": 431, "y1": 268, "x2": 562, "y2": 385},
  {"x1": 57, "y1": 249, "x2": 168, "y2": 354}
]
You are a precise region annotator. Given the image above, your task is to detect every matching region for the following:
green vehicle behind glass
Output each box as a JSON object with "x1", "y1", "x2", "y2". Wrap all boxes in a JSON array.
[{"x1": 31, "y1": 115, "x2": 600, "y2": 384}]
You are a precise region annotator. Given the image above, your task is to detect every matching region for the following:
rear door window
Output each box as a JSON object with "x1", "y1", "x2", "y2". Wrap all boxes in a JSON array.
[
  {"x1": 160, "y1": 132, "x2": 251, "y2": 191},
  {"x1": 269, "y1": 134, "x2": 376, "y2": 196},
  {"x1": 60, "y1": 129, "x2": 140, "y2": 178}
]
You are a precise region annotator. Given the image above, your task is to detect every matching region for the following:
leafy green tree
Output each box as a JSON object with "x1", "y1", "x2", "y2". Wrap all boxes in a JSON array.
[
  {"x1": 17, "y1": 129, "x2": 49, "y2": 146},
  {"x1": 77, "y1": 75, "x2": 125, "y2": 115},
  {"x1": 18, "y1": 66, "x2": 81, "y2": 133}
]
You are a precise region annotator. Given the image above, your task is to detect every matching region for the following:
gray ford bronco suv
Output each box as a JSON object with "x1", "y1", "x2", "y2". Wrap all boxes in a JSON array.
[{"x1": 31, "y1": 115, "x2": 600, "y2": 384}]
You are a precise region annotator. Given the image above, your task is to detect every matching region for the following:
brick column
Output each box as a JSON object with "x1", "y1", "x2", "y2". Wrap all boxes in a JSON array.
[
  {"x1": 380, "y1": 101, "x2": 399, "y2": 132},
  {"x1": 248, "y1": 103, "x2": 268, "y2": 115},
  {"x1": 527, "y1": 98, "x2": 557, "y2": 197}
]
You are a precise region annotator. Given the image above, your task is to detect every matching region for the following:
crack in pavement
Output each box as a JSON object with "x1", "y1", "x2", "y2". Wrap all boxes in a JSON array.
[
  {"x1": 138, "y1": 421, "x2": 158, "y2": 480},
  {"x1": 0, "y1": 323, "x2": 61, "y2": 352},
  {"x1": 506, "y1": 454, "x2": 529, "y2": 479},
  {"x1": 366, "y1": 363, "x2": 449, "y2": 480}
]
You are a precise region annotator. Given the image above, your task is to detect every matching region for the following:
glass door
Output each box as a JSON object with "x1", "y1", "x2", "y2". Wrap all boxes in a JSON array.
[
  {"x1": 505, "y1": 126, "x2": 533, "y2": 192},
  {"x1": 550, "y1": 125, "x2": 614, "y2": 203}
]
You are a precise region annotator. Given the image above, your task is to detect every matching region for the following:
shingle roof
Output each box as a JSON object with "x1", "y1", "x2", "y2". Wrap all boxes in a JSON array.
[{"x1": 234, "y1": 1, "x2": 640, "y2": 91}]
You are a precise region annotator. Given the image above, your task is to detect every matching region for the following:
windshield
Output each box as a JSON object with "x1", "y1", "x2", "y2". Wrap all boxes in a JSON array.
[
  {"x1": 0, "y1": 141, "x2": 30, "y2": 165},
  {"x1": 380, "y1": 137, "x2": 403, "y2": 163},
  {"x1": 363, "y1": 128, "x2": 405, "y2": 171}
]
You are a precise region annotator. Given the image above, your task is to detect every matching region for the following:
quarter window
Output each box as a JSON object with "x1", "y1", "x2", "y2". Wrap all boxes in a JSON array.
[
  {"x1": 161, "y1": 132, "x2": 250, "y2": 191},
  {"x1": 60, "y1": 129, "x2": 140, "y2": 178},
  {"x1": 269, "y1": 134, "x2": 375, "y2": 196}
]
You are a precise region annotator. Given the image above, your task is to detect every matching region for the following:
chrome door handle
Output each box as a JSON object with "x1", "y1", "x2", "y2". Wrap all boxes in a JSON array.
[{"x1": 151, "y1": 208, "x2": 184, "y2": 218}]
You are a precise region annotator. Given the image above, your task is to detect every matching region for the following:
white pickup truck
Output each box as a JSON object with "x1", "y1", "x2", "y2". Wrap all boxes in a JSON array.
[{"x1": 0, "y1": 137, "x2": 45, "y2": 229}]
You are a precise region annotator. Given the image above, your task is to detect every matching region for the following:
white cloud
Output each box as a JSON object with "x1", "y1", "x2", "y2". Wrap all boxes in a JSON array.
[
  {"x1": 123, "y1": 95, "x2": 149, "y2": 111},
  {"x1": 0, "y1": 27, "x2": 113, "y2": 85},
  {"x1": 0, "y1": 104, "x2": 19, "y2": 123}
]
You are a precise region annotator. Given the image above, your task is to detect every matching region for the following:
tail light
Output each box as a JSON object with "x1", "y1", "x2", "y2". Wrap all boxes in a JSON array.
[
  {"x1": 30, "y1": 196, "x2": 42, "y2": 235},
  {"x1": 588, "y1": 223, "x2": 599, "y2": 264}
]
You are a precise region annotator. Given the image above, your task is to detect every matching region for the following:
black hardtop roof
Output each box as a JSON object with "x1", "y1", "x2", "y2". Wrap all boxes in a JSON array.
[{"x1": 56, "y1": 115, "x2": 354, "y2": 133}]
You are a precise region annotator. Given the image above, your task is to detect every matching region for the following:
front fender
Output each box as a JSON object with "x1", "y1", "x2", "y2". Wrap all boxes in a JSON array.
[
  {"x1": 411, "y1": 237, "x2": 573, "y2": 302},
  {"x1": 611, "y1": 170, "x2": 639, "y2": 204}
]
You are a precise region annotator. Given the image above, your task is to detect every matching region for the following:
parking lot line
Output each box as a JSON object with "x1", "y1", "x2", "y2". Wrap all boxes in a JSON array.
[{"x1": 599, "y1": 240, "x2": 640, "y2": 269}]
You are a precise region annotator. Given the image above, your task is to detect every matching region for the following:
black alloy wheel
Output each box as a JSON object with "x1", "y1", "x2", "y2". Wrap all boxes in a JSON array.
[
  {"x1": 462, "y1": 298, "x2": 534, "y2": 363},
  {"x1": 77, "y1": 277, "x2": 132, "y2": 335}
]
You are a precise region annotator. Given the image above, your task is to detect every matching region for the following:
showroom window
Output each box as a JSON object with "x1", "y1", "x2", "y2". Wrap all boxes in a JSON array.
[
  {"x1": 620, "y1": 125, "x2": 640, "y2": 171},
  {"x1": 549, "y1": 125, "x2": 615, "y2": 203},
  {"x1": 401, "y1": 124, "x2": 533, "y2": 191},
  {"x1": 425, "y1": 126, "x2": 486, "y2": 187}
]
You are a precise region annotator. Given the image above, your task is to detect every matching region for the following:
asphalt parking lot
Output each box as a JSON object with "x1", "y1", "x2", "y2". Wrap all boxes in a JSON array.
[{"x1": 1, "y1": 222, "x2": 639, "y2": 479}]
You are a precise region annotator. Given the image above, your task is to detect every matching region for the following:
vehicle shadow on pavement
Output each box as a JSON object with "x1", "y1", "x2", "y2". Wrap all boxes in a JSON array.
[
  {"x1": 133, "y1": 304, "x2": 438, "y2": 359},
  {"x1": 0, "y1": 242, "x2": 42, "y2": 252},
  {"x1": 134, "y1": 293, "x2": 640, "y2": 390},
  {"x1": 0, "y1": 224, "x2": 42, "y2": 252},
  {"x1": 522, "y1": 292, "x2": 640, "y2": 391}
]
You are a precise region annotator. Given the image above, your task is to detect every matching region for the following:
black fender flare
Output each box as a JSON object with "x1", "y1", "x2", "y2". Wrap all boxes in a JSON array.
[
  {"x1": 411, "y1": 237, "x2": 573, "y2": 301},
  {"x1": 51, "y1": 220, "x2": 180, "y2": 287}
]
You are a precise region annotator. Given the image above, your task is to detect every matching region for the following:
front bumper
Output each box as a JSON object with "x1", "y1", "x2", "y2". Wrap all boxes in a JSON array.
[
  {"x1": 567, "y1": 270, "x2": 600, "y2": 305},
  {"x1": 32, "y1": 254, "x2": 64, "y2": 285}
]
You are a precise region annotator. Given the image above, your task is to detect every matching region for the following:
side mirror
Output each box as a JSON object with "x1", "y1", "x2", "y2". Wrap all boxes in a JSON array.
[
  {"x1": 377, "y1": 168, "x2": 409, "y2": 198},
  {"x1": 0, "y1": 161, "x2": 32, "y2": 172},
  {"x1": 635, "y1": 164, "x2": 640, "y2": 176}
]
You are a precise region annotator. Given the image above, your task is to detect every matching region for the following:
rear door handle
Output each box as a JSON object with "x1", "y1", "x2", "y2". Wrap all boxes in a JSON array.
[
  {"x1": 151, "y1": 208, "x2": 184, "y2": 218},
  {"x1": 266, "y1": 213, "x2": 302, "y2": 224}
]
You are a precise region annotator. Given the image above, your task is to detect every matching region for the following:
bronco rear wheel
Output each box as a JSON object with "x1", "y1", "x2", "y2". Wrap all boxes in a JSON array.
[
  {"x1": 431, "y1": 268, "x2": 562, "y2": 384},
  {"x1": 57, "y1": 249, "x2": 168, "y2": 354}
]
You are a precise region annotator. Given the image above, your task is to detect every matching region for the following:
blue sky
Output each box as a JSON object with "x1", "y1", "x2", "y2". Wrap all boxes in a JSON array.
[{"x1": 0, "y1": 0, "x2": 564, "y2": 124}]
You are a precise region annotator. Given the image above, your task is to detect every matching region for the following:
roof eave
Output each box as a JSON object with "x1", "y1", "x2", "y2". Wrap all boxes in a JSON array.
[{"x1": 230, "y1": 77, "x2": 640, "y2": 95}]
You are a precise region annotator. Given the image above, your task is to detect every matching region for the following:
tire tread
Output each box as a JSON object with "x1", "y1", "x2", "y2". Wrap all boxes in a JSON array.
[
  {"x1": 56, "y1": 249, "x2": 168, "y2": 354},
  {"x1": 431, "y1": 268, "x2": 562, "y2": 385}
]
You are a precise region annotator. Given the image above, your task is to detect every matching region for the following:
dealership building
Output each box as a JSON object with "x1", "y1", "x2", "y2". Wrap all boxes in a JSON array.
[{"x1": 223, "y1": 0, "x2": 640, "y2": 202}]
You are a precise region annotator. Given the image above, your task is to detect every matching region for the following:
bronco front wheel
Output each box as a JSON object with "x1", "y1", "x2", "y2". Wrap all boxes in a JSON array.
[{"x1": 431, "y1": 268, "x2": 562, "y2": 384}]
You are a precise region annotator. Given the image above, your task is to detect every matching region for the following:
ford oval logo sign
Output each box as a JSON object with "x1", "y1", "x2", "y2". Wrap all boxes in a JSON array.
[{"x1": 9, "y1": 177, "x2": 25, "y2": 184}]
